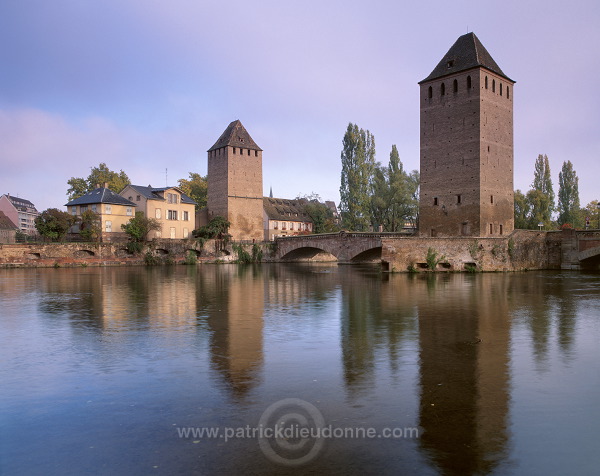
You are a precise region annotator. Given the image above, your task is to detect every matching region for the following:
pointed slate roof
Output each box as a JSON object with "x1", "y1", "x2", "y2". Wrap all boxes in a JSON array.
[
  {"x1": 420, "y1": 32, "x2": 513, "y2": 83},
  {"x1": 208, "y1": 120, "x2": 262, "y2": 152},
  {"x1": 65, "y1": 187, "x2": 137, "y2": 207}
]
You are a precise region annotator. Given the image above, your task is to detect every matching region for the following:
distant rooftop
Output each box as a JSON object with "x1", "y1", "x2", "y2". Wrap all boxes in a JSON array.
[
  {"x1": 125, "y1": 185, "x2": 196, "y2": 205},
  {"x1": 420, "y1": 32, "x2": 514, "y2": 83}
]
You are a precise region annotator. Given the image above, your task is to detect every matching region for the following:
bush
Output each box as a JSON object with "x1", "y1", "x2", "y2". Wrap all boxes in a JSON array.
[
  {"x1": 426, "y1": 247, "x2": 445, "y2": 270},
  {"x1": 144, "y1": 251, "x2": 158, "y2": 266},
  {"x1": 233, "y1": 244, "x2": 253, "y2": 263},
  {"x1": 126, "y1": 241, "x2": 144, "y2": 254},
  {"x1": 252, "y1": 244, "x2": 263, "y2": 262},
  {"x1": 184, "y1": 250, "x2": 198, "y2": 265}
]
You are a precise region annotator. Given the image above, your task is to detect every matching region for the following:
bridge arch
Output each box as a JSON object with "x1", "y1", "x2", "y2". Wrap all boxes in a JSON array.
[{"x1": 279, "y1": 246, "x2": 338, "y2": 262}]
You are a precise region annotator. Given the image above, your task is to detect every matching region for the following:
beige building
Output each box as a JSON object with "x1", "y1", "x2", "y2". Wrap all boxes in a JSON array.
[
  {"x1": 65, "y1": 186, "x2": 137, "y2": 241},
  {"x1": 263, "y1": 197, "x2": 313, "y2": 241},
  {"x1": 0, "y1": 194, "x2": 39, "y2": 235},
  {"x1": 419, "y1": 33, "x2": 515, "y2": 237},
  {"x1": 207, "y1": 120, "x2": 264, "y2": 241},
  {"x1": 120, "y1": 185, "x2": 196, "y2": 239}
]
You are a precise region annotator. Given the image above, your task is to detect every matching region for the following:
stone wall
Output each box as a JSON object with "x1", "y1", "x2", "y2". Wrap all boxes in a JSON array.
[{"x1": 381, "y1": 230, "x2": 556, "y2": 272}]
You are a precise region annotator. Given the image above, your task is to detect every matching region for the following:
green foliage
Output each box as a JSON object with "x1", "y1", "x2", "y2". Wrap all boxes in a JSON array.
[
  {"x1": 79, "y1": 210, "x2": 101, "y2": 242},
  {"x1": 35, "y1": 208, "x2": 77, "y2": 242},
  {"x1": 121, "y1": 212, "x2": 161, "y2": 242},
  {"x1": 67, "y1": 162, "x2": 130, "y2": 200},
  {"x1": 196, "y1": 237, "x2": 206, "y2": 249},
  {"x1": 298, "y1": 193, "x2": 338, "y2": 233},
  {"x1": 514, "y1": 190, "x2": 531, "y2": 229},
  {"x1": 193, "y1": 216, "x2": 231, "y2": 239},
  {"x1": 426, "y1": 247, "x2": 445, "y2": 270},
  {"x1": 184, "y1": 250, "x2": 198, "y2": 265},
  {"x1": 582, "y1": 200, "x2": 600, "y2": 229},
  {"x1": 465, "y1": 264, "x2": 479, "y2": 273},
  {"x1": 126, "y1": 241, "x2": 144, "y2": 254},
  {"x1": 407, "y1": 264, "x2": 417, "y2": 273},
  {"x1": 557, "y1": 160, "x2": 581, "y2": 227},
  {"x1": 491, "y1": 244, "x2": 503, "y2": 258},
  {"x1": 232, "y1": 244, "x2": 253, "y2": 263},
  {"x1": 370, "y1": 145, "x2": 419, "y2": 231},
  {"x1": 514, "y1": 155, "x2": 556, "y2": 229},
  {"x1": 508, "y1": 238, "x2": 515, "y2": 258},
  {"x1": 53, "y1": 261, "x2": 61, "y2": 268},
  {"x1": 339, "y1": 123, "x2": 376, "y2": 231},
  {"x1": 252, "y1": 244, "x2": 263, "y2": 262},
  {"x1": 144, "y1": 251, "x2": 158, "y2": 266},
  {"x1": 178, "y1": 172, "x2": 207, "y2": 210}
]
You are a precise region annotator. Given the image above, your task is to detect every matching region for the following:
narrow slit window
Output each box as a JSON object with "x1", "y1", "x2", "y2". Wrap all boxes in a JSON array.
[
  {"x1": 441, "y1": 83, "x2": 445, "y2": 96},
  {"x1": 434, "y1": 197, "x2": 439, "y2": 206},
  {"x1": 507, "y1": 86, "x2": 510, "y2": 99},
  {"x1": 490, "y1": 223, "x2": 493, "y2": 234},
  {"x1": 428, "y1": 86, "x2": 432, "y2": 99},
  {"x1": 492, "y1": 79, "x2": 496, "y2": 93},
  {"x1": 467, "y1": 75, "x2": 472, "y2": 89},
  {"x1": 485, "y1": 76, "x2": 488, "y2": 89},
  {"x1": 453, "y1": 79, "x2": 458, "y2": 93},
  {"x1": 500, "y1": 83, "x2": 503, "y2": 96}
]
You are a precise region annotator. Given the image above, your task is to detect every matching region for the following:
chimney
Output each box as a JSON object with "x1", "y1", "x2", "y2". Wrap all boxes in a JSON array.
[{"x1": 103, "y1": 182, "x2": 109, "y2": 188}]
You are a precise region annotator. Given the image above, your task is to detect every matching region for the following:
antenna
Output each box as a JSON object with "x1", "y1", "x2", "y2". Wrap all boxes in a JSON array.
[{"x1": 165, "y1": 168, "x2": 168, "y2": 187}]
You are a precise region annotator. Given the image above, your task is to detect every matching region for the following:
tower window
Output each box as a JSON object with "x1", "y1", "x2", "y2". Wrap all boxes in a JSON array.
[
  {"x1": 441, "y1": 83, "x2": 445, "y2": 96},
  {"x1": 428, "y1": 86, "x2": 432, "y2": 99},
  {"x1": 255, "y1": 150, "x2": 258, "y2": 156},
  {"x1": 447, "y1": 60, "x2": 454, "y2": 68},
  {"x1": 467, "y1": 75, "x2": 472, "y2": 89},
  {"x1": 247, "y1": 149, "x2": 250, "y2": 156},
  {"x1": 233, "y1": 147, "x2": 236, "y2": 154},
  {"x1": 499, "y1": 224, "x2": 503, "y2": 235},
  {"x1": 500, "y1": 83, "x2": 503, "y2": 96},
  {"x1": 490, "y1": 224, "x2": 493, "y2": 234},
  {"x1": 491, "y1": 195, "x2": 494, "y2": 204},
  {"x1": 434, "y1": 197, "x2": 439, "y2": 206},
  {"x1": 492, "y1": 79, "x2": 496, "y2": 93},
  {"x1": 507, "y1": 86, "x2": 510, "y2": 99},
  {"x1": 453, "y1": 79, "x2": 458, "y2": 93},
  {"x1": 485, "y1": 76, "x2": 488, "y2": 89},
  {"x1": 457, "y1": 194, "x2": 462, "y2": 204}
]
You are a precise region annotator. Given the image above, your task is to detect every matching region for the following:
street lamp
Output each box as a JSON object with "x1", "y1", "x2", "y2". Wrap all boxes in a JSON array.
[
  {"x1": 597, "y1": 202, "x2": 600, "y2": 229},
  {"x1": 538, "y1": 221, "x2": 544, "y2": 231}
]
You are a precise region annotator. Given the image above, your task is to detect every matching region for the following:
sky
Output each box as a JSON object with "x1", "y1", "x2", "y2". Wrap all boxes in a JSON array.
[{"x1": 1, "y1": 0, "x2": 599, "y2": 212}]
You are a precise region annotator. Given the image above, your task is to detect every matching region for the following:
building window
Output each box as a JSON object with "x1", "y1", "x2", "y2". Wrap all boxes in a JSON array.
[
  {"x1": 105, "y1": 220, "x2": 112, "y2": 232},
  {"x1": 457, "y1": 195, "x2": 462, "y2": 204},
  {"x1": 428, "y1": 86, "x2": 432, "y2": 99},
  {"x1": 183, "y1": 228, "x2": 189, "y2": 238},
  {"x1": 170, "y1": 227, "x2": 176, "y2": 239},
  {"x1": 491, "y1": 195, "x2": 494, "y2": 204},
  {"x1": 183, "y1": 211, "x2": 188, "y2": 221},
  {"x1": 71, "y1": 206, "x2": 77, "y2": 216},
  {"x1": 467, "y1": 75, "x2": 472, "y2": 89},
  {"x1": 155, "y1": 208, "x2": 161, "y2": 219},
  {"x1": 91, "y1": 205, "x2": 97, "y2": 212},
  {"x1": 507, "y1": 86, "x2": 510, "y2": 99},
  {"x1": 447, "y1": 60, "x2": 454, "y2": 68},
  {"x1": 167, "y1": 193, "x2": 179, "y2": 204},
  {"x1": 255, "y1": 150, "x2": 258, "y2": 156},
  {"x1": 492, "y1": 79, "x2": 496, "y2": 93},
  {"x1": 247, "y1": 149, "x2": 250, "y2": 156},
  {"x1": 499, "y1": 224, "x2": 503, "y2": 235},
  {"x1": 80, "y1": 205, "x2": 88, "y2": 213},
  {"x1": 500, "y1": 83, "x2": 503, "y2": 96},
  {"x1": 136, "y1": 195, "x2": 140, "y2": 201},
  {"x1": 441, "y1": 83, "x2": 445, "y2": 96},
  {"x1": 290, "y1": 222, "x2": 294, "y2": 231},
  {"x1": 434, "y1": 197, "x2": 439, "y2": 206},
  {"x1": 168, "y1": 210, "x2": 178, "y2": 220},
  {"x1": 105, "y1": 205, "x2": 112, "y2": 214},
  {"x1": 490, "y1": 223, "x2": 493, "y2": 234},
  {"x1": 453, "y1": 79, "x2": 458, "y2": 93},
  {"x1": 125, "y1": 207, "x2": 132, "y2": 216},
  {"x1": 128, "y1": 196, "x2": 133, "y2": 201},
  {"x1": 273, "y1": 221, "x2": 278, "y2": 230},
  {"x1": 485, "y1": 76, "x2": 488, "y2": 89},
  {"x1": 282, "y1": 222, "x2": 286, "y2": 230},
  {"x1": 233, "y1": 147, "x2": 236, "y2": 154}
]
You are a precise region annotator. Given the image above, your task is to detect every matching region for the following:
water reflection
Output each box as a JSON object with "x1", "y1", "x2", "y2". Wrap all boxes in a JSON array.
[{"x1": 1, "y1": 267, "x2": 597, "y2": 475}]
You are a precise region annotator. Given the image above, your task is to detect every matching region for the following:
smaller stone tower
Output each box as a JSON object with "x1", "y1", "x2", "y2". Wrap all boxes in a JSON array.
[{"x1": 207, "y1": 120, "x2": 264, "y2": 241}]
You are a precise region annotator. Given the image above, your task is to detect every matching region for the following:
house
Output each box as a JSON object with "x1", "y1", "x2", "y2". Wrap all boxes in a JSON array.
[
  {"x1": 0, "y1": 194, "x2": 39, "y2": 235},
  {"x1": 0, "y1": 211, "x2": 18, "y2": 243},
  {"x1": 263, "y1": 197, "x2": 313, "y2": 241},
  {"x1": 65, "y1": 185, "x2": 137, "y2": 241},
  {"x1": 119, "y1": 185, "x2": 196, "y2": 239}
]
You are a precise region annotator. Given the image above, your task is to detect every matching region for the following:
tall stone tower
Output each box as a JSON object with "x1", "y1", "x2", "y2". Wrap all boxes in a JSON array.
[
  {"x1": 207, "y1": 120, "x2": 264, "y2": 241},
  {"x1": 419, "y1": 33, "x2": 515, "y2": 237}
]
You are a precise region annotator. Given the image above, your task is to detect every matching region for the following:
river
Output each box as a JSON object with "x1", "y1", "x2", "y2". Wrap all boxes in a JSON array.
[{"x1": 1, "y1": 265, "x2": 599, "y2": 475}]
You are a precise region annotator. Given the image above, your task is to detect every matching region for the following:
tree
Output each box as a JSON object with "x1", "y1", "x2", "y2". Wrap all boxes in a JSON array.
[
  {"x1": 79, "y1": 210, "x2": 101, "y2": 242},
  {"x1": 178, "y1": 173, "x2": 208, "y2": 210},
  {"x1": 297, "y1": 193, "x2": 338, "y2": 234},
  {"x1": 369, "y1": 145, "x2": 420, "y2": 232},
  {"x1": 530, "y1": 154, "x2": 554, "y2": 227},
  {"x1": 514, "y1": 189, "x2": 531, "y2": 229},
  {"x1": 35, "y1": 208, "x2": 77, "y2": 242},
  {"x1": 121, "y1": 212, "x2": 161, "y2": 242},
  {"x1": 339, "y1": 123, "x2": 376, "y2": 231},
  {"x1": 557, "y1": 160, "x2": 581, "y2": 227},
  {"x1": 67, "y1": 163, "x2": 130, "y2": 200},
  {"x1": 582, "y1": 200, "x2": 599, "y2": 229}
]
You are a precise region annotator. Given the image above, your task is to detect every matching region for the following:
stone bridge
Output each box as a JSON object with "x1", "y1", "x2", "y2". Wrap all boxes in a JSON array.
[
  {"x1": 560, "y1": 229, "x2": 600, "y2": 269},
  {"x1": 274, "y1": 232, "x2": 408, "y2": 263}
]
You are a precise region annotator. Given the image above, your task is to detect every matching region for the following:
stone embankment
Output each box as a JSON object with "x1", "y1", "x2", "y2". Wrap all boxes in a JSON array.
[{"x1": 0, "y1": 239, "x2": 249, "y2": 268}]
